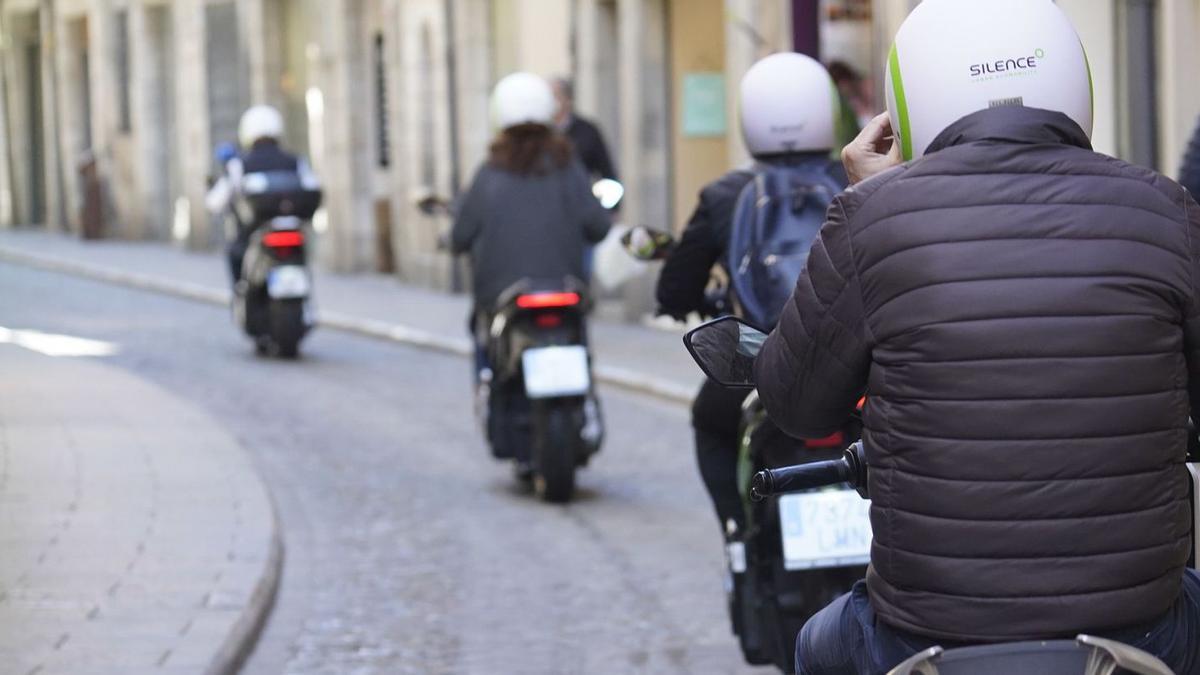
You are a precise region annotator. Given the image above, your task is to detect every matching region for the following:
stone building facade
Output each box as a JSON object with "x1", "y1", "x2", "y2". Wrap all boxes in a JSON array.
[{"x1": 1, "y1": 0, "x2": 1198, "y2": 304}]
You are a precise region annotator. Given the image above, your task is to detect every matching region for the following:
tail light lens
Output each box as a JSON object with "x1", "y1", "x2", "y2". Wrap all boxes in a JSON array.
[
  {"x1": 516, "y1": 292, "x2": 581, "y2": 309},
  {"x1": 263, "y1": 231, "x2": 305, "y2": 248},
  {"x1": 534, "y1": 314, "x2": 563, "y2": 328}
]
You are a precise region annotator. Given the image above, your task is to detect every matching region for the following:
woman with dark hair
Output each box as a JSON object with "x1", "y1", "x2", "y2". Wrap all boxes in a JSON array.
[{"x1": 451, "y1": 72, "x2": 611, "y2": 361}]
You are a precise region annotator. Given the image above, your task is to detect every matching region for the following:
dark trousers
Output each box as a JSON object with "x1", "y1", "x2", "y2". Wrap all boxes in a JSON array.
[
  {"x1": 796, "y1": 570, "x2": 1200, "y2": 675},
  {"x1": 692, "y1": 379, "x2": 750, "y2": 531},
  {"x1": 227, "y1": 239, "x2": 247, "y2": 284}
]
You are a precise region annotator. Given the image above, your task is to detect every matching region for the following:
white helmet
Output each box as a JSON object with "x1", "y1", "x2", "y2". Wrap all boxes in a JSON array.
[
  {"x1": 885, "y1": 0, "x2": 1093, "y2": 160},
  {"x1": 238, "y1": 105, "x2": 285, "y2": 148},
  {"x1": 491, "y1": 72, "x2": 556, "y2": 130},
  {"x1": 740, "y1": 52, "x2": 836, "y2": 156}
]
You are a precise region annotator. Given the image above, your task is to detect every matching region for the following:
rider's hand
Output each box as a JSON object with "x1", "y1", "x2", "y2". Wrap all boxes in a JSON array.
[{"x1": 842, "y1": 113, "x2": 903, "y2": 185}]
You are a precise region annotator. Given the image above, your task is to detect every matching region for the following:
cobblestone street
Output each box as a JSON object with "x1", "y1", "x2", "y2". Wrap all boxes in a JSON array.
[{"x1": 0, "y1": 260, "x2": 765, "y2": 674}]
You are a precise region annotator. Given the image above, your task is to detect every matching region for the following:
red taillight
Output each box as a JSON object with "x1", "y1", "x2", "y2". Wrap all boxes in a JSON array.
[
  {"x1": 534, "y1": 314, "x2": 563, "y2": 328},
  {"x1": 516, "y1": 292, "x2": 581, "y2": 309},
  {"x1": 806, "y1": 431, "x2": 845, "y2": 449},
  {"x1": 263, "y1": 231, "x2": 305, "y2": 248}
]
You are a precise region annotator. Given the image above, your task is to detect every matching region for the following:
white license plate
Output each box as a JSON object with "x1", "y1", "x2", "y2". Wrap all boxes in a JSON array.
[
  {"x1": 779, "y1": 490, "x2": 872, "y2": 570},
  {"x1": 522, "y1": 345, "x2": 590, "y2": 399},
  {"x1": 267, "y1": 265, "x2": 310, "y2": 299}
]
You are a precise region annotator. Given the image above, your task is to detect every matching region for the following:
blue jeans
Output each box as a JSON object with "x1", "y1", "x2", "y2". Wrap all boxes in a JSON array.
[{"x1": 796, "y1": 570, "x2": 1200, "y2": 675}]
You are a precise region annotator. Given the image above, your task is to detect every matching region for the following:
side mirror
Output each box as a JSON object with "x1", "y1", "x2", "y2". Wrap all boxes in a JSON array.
[
  {"x1": 683, "y1": 316, "x2": 768, "y2": 389},
  {"x1": 620, "y1": 225, "x2": 675, "y2": 261},
  {"x1": 592, "y1": 178, "x2": 625, "y2": 210}
]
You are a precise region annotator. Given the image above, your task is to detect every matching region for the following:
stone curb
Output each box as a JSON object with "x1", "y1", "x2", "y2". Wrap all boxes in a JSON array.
[
  {"x1": 207, "y1": 505, "x2": 285, "y2": 675},
  {"x1": 0, "y1": 246, "x2": 695, "y2": 405}
]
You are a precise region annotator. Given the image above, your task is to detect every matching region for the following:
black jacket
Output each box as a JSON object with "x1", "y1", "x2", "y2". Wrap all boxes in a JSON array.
[
  {"x1": 241, "y1": 140, "x2": 299, "y2": 174},
  {"x1": 655, "y1": 169, "x2": 754, "y2": 319},
  {"x1": 755, "y1": 107, "x2": 1198, "y2": 642},
  {"x1": 656, "y1": 155, "x2": 846, "y2": 320},
  {"x1": 1180, "y1": 117, "x2": 1200, "y2": 197},
  {"x1": 451, "y1": 156, "x2": 610, "y2": 308},
  {"x1": 565, "y1": 115, "x2": 618, "y2": 181}
]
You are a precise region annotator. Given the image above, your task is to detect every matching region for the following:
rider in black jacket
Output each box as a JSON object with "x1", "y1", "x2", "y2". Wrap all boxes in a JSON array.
[
  {"x1": 655, "y1": 53, "x2": 846, "y2": 532},
  {"x1": 1180, "y1": 116, "x2": 1200, "y2": 197},
  {"x1": 206, "y1": 105, "x2": 319, "y2": 284}
]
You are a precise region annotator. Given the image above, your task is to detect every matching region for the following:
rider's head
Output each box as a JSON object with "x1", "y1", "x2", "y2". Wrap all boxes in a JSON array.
[
  {"x1": 551, "y1": 77, "x2": 574, "y2": 126},
  {"x1": 739, "y1": 52, "x2": 836, "y2": 158},
  {"x1": 238, "y1": 105, "x2": 285, "y2": 149},
  {"x1": 491, "y1": 72, "x2": 556, "y2": 131},
  {"x1": 885, "y1": 0, "x2": 1093, "y2": 160}
]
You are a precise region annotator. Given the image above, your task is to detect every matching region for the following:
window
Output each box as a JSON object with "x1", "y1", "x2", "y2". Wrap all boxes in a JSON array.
[{"x1": 374, "y1": 33, "x2": 390, "y2": 168}]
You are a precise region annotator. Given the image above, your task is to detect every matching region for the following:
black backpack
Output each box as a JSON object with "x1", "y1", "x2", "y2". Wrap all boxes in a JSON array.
[{"x1": 728, "y1": 158, "x2": 844, "y2": 330}]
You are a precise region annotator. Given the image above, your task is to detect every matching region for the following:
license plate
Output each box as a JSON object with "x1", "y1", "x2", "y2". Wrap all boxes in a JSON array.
[
  {"x1": 267, "y1": 265, "x2": 310, "y2": 299},
  {"x1": 779, "y1": 490, "x2": 872, "y2": 570},
  {"x1": 522, "y1": 346, "x2": 590, "y2": 399}
]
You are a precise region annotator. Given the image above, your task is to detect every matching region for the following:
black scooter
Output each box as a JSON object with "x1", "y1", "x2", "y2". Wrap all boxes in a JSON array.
[
  {"x1": 436, "y1": 179, "x2": 623, "y2": 502},
  {"x1": 685, "y1": 315, "x2": 1197, "y2": 675},
  {"x1": 230, "y1": 171, "x2": 322, "y2": 358},
  {"x1": 478, "y1": 278, "x2": 602, "y2": 502},
  {"x1": 625, "y1": 228, "x2": 858, "y2": 672}
]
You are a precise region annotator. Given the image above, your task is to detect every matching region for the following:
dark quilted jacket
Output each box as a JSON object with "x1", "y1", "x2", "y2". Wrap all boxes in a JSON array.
[{"x1": 755, "y1": 107, "x2": 1198, "y2": 642}]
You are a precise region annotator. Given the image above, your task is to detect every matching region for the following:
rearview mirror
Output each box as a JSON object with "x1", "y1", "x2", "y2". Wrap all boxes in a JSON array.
[
  {"x1": 592, "y1": 178, "x2": 625, "y2": 210},
  {"x1": 683, "y1": 316, "x2": 768, "y2": 389},
  {"x1": 620, "y1": 225, "x2": 675, "y2": 261}
]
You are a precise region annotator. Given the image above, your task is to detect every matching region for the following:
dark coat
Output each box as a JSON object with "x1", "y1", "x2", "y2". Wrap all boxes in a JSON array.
[
  {"x1": 655, "y1": 154, "x2": 846, "y2": 320},
  {"x1": 654, "y1": 168, "x2": 754, "y2": 320},
  {"x1": 565, "y1": 115, "x2": 618, "y2": 181},
  {"x1": 754, "y1": 106, "x2": 1198, "y2": 642},
  {"x1": 451, "y1": 157, "x2": 610, "y2": 308},
  {"x1": 1180, "y1": 117, "x2": 1200, "y2": 197}
]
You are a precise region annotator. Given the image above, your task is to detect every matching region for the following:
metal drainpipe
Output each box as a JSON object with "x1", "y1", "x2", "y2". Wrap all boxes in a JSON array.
[{"x1": 443, "y1": 0, "x2": 465, "y2": 293}]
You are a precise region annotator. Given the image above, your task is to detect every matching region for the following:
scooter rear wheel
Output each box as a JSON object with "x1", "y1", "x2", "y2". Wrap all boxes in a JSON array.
[
  {"x1": 269, "y1": 298, "x2": 306, "y2": 358},
  {"x1": 532, "y1": 400, "x2": 580, "y2": 503}
]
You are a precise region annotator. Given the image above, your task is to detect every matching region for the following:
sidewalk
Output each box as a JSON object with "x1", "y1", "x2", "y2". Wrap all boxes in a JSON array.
[
  {"x1": 0, "y1": 345, "x2": 280, "y2": 674},
  {"x1": 0, "y1": 229, "x2": 703, "y2": 403}
]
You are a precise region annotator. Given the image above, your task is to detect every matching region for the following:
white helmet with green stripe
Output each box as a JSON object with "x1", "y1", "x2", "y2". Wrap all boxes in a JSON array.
[
  {"x1": 885, "y1": 0, "x2": 1093, "y2": 161},
  {"x1": 740, "y1": 52, "x2": 836, "y2": 156}
]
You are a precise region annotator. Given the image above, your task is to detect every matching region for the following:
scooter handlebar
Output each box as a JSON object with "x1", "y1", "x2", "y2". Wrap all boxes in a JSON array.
[{"x1": 751, "y1": 442, "x2": 867, "y2": 501}]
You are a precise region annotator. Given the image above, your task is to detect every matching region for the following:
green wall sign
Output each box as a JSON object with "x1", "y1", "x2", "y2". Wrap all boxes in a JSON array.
[{"x1": 682, "y1": 72, "x2": 727, "y2": 137}]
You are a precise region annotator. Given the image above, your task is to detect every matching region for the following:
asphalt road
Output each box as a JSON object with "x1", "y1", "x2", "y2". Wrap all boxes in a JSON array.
[{"x1": 0, "y1": 262, "x2": 767, "y2": 675}]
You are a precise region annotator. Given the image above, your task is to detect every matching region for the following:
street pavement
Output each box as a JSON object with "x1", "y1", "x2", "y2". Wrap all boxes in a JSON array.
[
  {"x1": 0, "y1": 251, "x2": 768, "y2": 674},
  {"x1": 0, "y1": 339, "x2": 278, "y2": 674},
  {"x1": 0, "y1": 229, "x2": 702, "y2": 402}
]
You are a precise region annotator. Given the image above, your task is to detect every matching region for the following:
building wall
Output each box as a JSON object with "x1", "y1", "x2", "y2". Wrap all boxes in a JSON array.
[
  {"x1": 667, "y1": 0, "x2": 728, "y2": 227},
  {"x1": 3, "y1": 0, "x2": 1199, "y2": 312}
]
